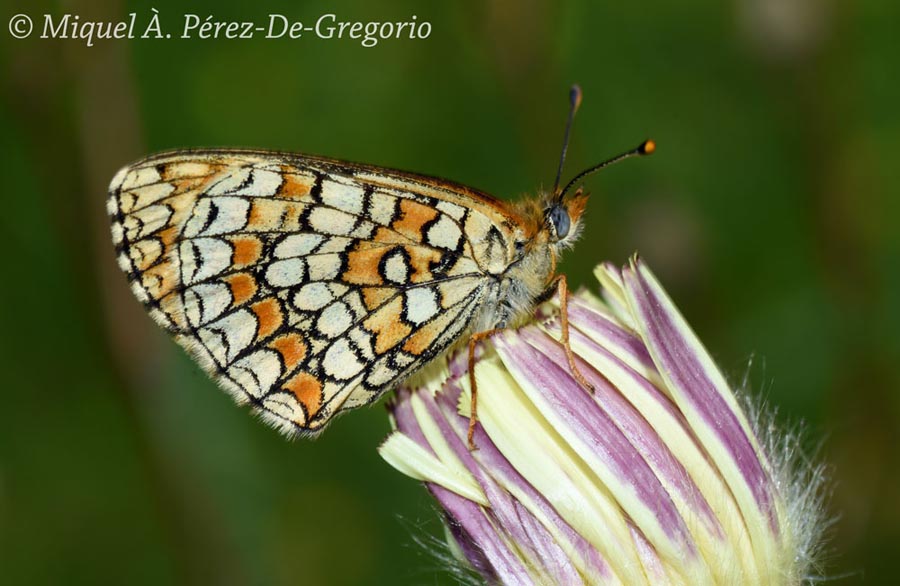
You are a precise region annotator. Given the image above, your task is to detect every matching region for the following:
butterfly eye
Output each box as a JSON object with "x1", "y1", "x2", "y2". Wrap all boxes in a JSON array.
[{"x1": 547, "y1": 205, "x2": 570, "y2": 240}]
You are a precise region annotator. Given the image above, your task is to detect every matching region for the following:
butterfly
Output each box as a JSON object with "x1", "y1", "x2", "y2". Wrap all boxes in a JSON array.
[{"x1": 107, "y1": 86, "x2": 653, "y2": 445}]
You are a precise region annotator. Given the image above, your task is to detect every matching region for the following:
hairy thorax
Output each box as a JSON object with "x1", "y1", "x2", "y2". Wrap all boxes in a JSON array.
[{"x1": 472, "y1": 227, "x2": 558, "y2": 333}]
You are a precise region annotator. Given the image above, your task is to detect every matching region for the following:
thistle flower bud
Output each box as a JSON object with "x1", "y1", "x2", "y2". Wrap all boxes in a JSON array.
[{"x1": 380, "y1": 258, "x2": 829, "y2": 585}]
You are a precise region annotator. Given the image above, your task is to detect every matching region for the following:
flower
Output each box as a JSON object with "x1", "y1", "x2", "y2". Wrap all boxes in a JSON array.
[{"x1": 379, "y1": 257, "x2": 829, "y2": 585}]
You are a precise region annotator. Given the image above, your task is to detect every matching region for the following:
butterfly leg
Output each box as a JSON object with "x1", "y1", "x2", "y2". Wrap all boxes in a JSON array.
[
  {"x1": 467, "y1": 328, "x2": 501, "y2": 450},
  {"x1": 553, "y1": 274, "x2": 595, "y2": 393}
]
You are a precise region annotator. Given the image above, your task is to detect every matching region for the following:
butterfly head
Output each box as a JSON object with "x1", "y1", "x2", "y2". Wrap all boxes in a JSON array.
[{"x1": 543, "y1": 188, "x2": 588, "y2": 250}]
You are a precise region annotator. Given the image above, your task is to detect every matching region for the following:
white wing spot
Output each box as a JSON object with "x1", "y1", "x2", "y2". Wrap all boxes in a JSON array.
[
  {"x1": 274, "y1": 234, "x2": 324, "y2": 259},
  {"x1": 129, "y1": 239, "x2": 162, "y2": 268},
  {"x1": 229, "y1": 349, "x2": 283, "y2": 398},
  {"x1": 127, "y1": 182, "x2": 176, "y2": 213},
  {"x1": 436, "y1": 201, "x2": 466, "y2": 220},
  {"x1": 121, "y1": 167, "x2": 161, "y2": 191},
  {"x1": 198, "y1": 328, "x2": 227, "y2": 365},
  {"x1": 383, "y1": 251, "x2": 409, "y2": 284},
  {"x1": 230, "y1": 169, "x2": 283, "y2": 196},
  {"x1": 180, "y1": 238, "x2": 232, "y2": 284},
  {"x1": 265, "y1": 258, "x2": 307, "y2": 288},
  {"x1": 367, "y1": 193, "x2": 397, "y2": 225},
  {"x1": 321, "y1": 180, "x2": 364, "y2": 215},
  {"x1": 306, "y1": 254, "x2": 342, "y2": 281},
  {"x1": 206, "y1": 168, "x2": 251, "y2": 195},
  {"x1": 123, "y1": 204, "x2": 173, "y2": 239},
  {"x1": 293, "y1": 282, "x2": 333, "y2": 311},
  {"x1": 209, "y1": 309, "x2": 257, "y2": 362},
  {"x1": 322, "y1": 338, "x2": 365, "y2": 380},
  {"x1": 316, "y1": 302, "x2": 353, "y2": 338},
  {"x1": 426, "y1": 215, "x2": 462, "y2": 250},
  {"x1": 183, "y1": 197, "x2": 250, "y2": 237},
  {"x1": 184, "y1": 282, "x2": 232, "y2": 326},
  {"x1": 205, "y1": 198, "x2": 251, "y2": 235},
  {"x1": 405, "y1": 288, "x2": 440, "y2": 325},
  {"x1": 308, "y1": 207, "x2": 356, "y2": 236}
]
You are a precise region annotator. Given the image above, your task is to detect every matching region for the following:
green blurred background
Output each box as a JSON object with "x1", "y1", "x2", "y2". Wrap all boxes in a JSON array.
[{"x1": 1, "y1": 0, "x2": 898, "y2": 584}]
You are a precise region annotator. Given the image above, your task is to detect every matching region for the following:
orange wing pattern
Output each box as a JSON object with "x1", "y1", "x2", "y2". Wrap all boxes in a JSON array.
[{"x1": 108, "y1": 150, "x2": 523, "y2": 435}]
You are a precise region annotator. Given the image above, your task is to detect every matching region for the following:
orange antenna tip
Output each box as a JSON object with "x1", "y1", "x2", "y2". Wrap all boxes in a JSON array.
[{"x1": 558, "y1": 138, "x2": 656, "y2": 198}]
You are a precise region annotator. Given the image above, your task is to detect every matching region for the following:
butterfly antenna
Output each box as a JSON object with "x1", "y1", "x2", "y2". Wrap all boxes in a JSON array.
[
  {"x1": 552, "y1": 85, "x2": 583, "y2": 200},
  {"x1": 558, "y1": 139, "x2": 656, "y2": 200}
]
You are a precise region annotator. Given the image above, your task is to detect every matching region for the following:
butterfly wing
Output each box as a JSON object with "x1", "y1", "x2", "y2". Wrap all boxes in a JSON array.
[{"x1": 107, "y1": 149, "x2": 521, "y2": 435}]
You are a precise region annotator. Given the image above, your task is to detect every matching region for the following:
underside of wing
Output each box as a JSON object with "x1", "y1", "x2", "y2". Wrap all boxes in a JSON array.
[{"x1": 107, "y1": 150, "x2": 512, "y2": 435}]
